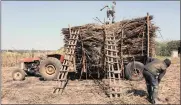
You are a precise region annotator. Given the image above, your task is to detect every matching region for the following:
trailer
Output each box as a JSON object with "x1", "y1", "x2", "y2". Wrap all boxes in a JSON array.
[{"x1": 51, "y1": 13, "x2": 158, "y2": 98}]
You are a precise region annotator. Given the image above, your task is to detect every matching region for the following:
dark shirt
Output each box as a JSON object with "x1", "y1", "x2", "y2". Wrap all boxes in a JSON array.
[{"x1": 144, "y1": 58, "x2": 167, "y2": 77}]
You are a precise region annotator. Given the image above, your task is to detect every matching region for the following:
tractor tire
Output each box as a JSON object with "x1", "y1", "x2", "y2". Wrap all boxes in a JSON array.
[
  {"x1": 12, "y1": 69, "x2": 26, "y2": 81},
  {"x1": 125, "y1": 61, "x2": 144, "y2": 81},
  {"x1": 39, "y1": 57, "x2": 61, "y2": 81}
]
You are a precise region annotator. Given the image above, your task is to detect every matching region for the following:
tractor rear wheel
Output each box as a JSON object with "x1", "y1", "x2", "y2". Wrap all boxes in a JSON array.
[
  {"x1": 125, "y1": 61, "x2": 144, "y2": 81},
  {"x1": 39, "y1": 57, "x2": 61, "y2": 81},
  {"x1": 12, "y1": 69, "x2": 26, "y2": 81}
]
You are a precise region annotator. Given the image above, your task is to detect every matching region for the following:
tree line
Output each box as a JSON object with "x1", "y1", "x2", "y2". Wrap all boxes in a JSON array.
[
  {"x1": 3, "y1": 41, "x2": 180, "y2": 57},
  {"x1": 155, "y1": 40, "x2": 180, "y2": 56}
]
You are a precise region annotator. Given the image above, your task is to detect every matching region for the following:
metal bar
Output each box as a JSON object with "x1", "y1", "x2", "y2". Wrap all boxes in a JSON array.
[
  {"x1": 96, "y1": 17, "x2": 104, "y2": 24},
  {"x1": 142, "y1": 32, "x2": 145, "y2": 56},
  {"x1": 147, "y1": 13, "x2": 150, "y2": 57},
  {"x1": 121, "y1": 30, "x2": 123, "y2": 59},
  {"x1": 93, "y1": 18, "x2": 102, "y2": 24}
]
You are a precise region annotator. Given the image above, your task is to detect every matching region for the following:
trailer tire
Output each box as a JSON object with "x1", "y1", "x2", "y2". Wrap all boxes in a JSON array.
[
  {"x1": 39, "y1": 57, "x2": 61, "y2": 81},
  {"x1": 12, "y1": 69, "x2": 26, "y2": 81},
  {"x1": 125, "y1": 61, "x2": 144, "y2": 81}
]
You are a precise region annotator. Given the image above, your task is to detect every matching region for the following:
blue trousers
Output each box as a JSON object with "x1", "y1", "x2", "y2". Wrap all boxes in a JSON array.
[{"x1": 143, "y1": 69, "x2": 159, "y2": 104}]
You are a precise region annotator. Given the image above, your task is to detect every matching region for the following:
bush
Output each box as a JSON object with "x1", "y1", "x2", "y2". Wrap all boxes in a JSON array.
[
  {"x1": 167, "y1": 40, "x2": 180, "y2": 55},
  {"x1": 156, "y1": 40, "x2": 180, "y2": 56}
]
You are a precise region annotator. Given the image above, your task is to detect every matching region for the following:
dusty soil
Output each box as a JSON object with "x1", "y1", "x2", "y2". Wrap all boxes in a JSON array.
[{"x1": 1, "y1": 58, "x2": 180, "y2": 104}]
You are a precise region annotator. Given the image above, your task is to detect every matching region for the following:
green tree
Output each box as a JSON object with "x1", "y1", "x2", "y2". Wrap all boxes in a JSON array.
[
  {"x1": 167, "y1": 40, "x2": 180, "y2": 55},
  {"x1": 155, "y1": 40, "x2": 180, "y2": 56}
]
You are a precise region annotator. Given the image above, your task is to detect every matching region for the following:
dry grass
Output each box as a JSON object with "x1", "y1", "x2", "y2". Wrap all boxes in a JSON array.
[
  {"x1": 1, "y1": 48, "x2": 65, "y2": 67},
  {"x1": 2, "y1": 52, "x2": 33, "y2": 67}
]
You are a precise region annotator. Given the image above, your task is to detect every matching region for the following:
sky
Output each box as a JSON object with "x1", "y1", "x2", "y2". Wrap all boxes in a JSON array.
[{"x1": 1, "y1": 1, "x2": 180, "y2": 50}]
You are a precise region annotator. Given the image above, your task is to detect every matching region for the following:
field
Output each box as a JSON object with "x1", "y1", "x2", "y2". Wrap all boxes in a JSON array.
[
  {"x1": 1, "y1": 49, "x2": 64, "y2": 67},
  {"x1": 1, "y1": 52, "x2": 180, "y2": 104}
]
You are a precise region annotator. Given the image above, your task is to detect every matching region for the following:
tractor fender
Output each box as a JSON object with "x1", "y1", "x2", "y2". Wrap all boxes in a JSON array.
[{"x1": 20, "y1": 57, "x2": 40, "y2": 63}]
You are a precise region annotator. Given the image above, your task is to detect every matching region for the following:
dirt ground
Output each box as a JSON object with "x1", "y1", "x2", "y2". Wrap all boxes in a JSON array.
[{"x1": 1, "y1": 58, "x2": 180, "y2": 104}]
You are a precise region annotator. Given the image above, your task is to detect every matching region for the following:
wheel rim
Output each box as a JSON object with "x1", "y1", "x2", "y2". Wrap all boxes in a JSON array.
[
  {"x1": 45, "y1": 65, "x2": 56, "y2": 75},
  {"x1": 132, "y1": 68, "x2": 142, "y2": 78},
  {"x1": 14, "y1": 72, "x2": 22, "y2": 80}
]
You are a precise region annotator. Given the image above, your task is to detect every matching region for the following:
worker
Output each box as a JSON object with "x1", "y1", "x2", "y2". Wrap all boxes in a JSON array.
[
  {"x1": 143, "y1": 58, "x2": 171, "y2": 104},
  {"x1": 100, "y1": 1, "x2": 116, "y2": 24}
]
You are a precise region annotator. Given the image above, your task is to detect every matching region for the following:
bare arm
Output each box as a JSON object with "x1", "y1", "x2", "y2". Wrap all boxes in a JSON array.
[{"x1": 158, "y1": 70, "x2": 166, "y2": 84}]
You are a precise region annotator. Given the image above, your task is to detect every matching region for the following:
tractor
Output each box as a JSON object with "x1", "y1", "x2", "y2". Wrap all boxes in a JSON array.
[{"x1": 12, "y1": 54, "x2": 64, "y2": 81}]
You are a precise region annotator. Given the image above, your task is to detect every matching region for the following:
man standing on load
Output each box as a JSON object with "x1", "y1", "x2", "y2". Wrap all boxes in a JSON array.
[
  {"x1": 100, "y1": 1, "x2": 116, "y2": 24},
  {"x1": 143, "y1": 58, "x2": 171, "y2": 104}
]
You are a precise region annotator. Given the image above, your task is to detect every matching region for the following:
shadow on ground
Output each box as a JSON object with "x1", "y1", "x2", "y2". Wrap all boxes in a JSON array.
[{"x1": 127, "y1": 89, "x2": 147, "y2": 97}]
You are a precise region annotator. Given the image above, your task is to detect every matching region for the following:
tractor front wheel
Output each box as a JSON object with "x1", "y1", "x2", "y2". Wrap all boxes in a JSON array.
[{"x1": 12, "y1": 69, "x2": 26, "y2": 81}]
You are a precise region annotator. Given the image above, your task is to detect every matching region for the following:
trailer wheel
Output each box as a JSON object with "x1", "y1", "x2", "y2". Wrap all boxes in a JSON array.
[
  {"x1": 125, "y1": 61, "x2": 144, "y2": 81},
  {"x1": 39, "y1": 57, "x2": 61, "y2": 81},
  {"x1": 12, "y1": 69, "x2": 26, "y2": 81}
]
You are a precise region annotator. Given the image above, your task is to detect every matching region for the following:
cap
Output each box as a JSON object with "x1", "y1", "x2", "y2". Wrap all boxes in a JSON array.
[{"x1": 164, "y1": 58, "x2": 171, "y2": 67}]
